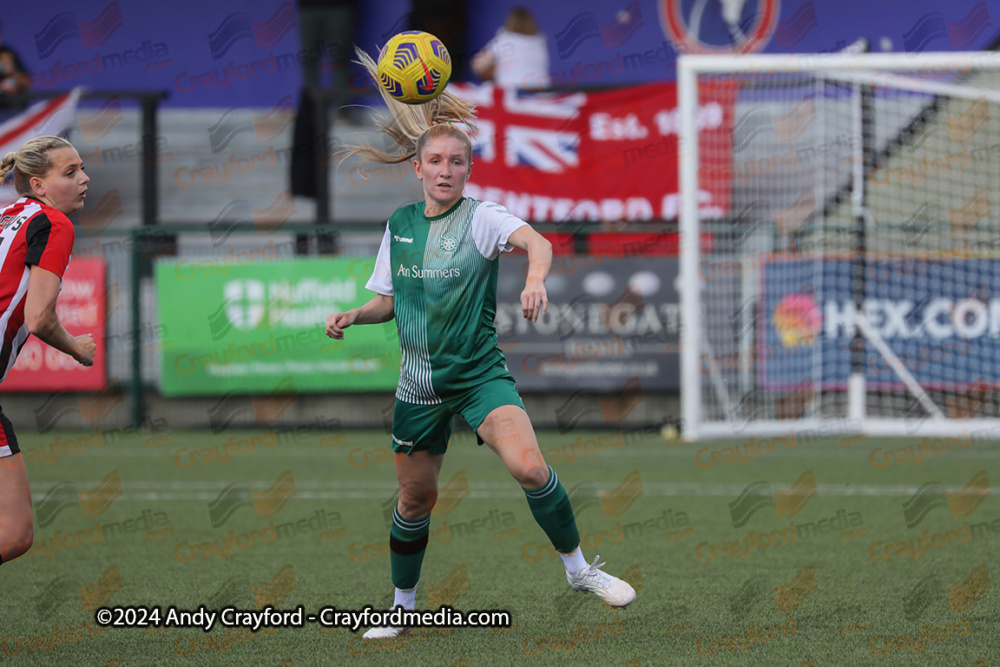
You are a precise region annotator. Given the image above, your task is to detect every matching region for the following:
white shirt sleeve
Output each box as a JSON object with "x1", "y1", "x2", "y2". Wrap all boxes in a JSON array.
[
  {"x1": 365, "y1": 224, "x2": 393, "y2": 295},
  {"x1": 472, "y1": 203, "x2": 528, "y2": 260}
]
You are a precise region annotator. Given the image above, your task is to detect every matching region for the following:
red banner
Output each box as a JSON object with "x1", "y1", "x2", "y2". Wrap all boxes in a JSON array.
[
  {"x1": 451, "y1": 82, "x2": 735, "y2": 223},
  {"x1": 0, "y1": 259, "x2": 108, "y2": 392}
]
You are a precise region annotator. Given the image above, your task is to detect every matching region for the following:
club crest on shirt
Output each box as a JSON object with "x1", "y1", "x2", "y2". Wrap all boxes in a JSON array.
[{"x1": 438, "y1": 234, "x2": 459, "y2": 256}]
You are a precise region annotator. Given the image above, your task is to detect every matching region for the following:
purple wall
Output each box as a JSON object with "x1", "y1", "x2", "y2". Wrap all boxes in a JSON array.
[
  {"x1": 5, "y1": 0, "x2": 999, "y2": 107},
  {"x1": 5, "y1": 0, "x2": 302, "y2": 108}
]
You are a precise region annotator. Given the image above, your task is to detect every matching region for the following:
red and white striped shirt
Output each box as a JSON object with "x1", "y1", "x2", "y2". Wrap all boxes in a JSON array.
[{"x1": 0, "y1": 197, "x2": 75, "y2": 383}]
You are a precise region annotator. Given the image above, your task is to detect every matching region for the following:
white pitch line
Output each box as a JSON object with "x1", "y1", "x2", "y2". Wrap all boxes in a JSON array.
[
  {"x1": 34, "y1": 480, "x2": 989, "y2": 492},
  {"x1": 31, "y1": 481, "x2": 976, "y2": 502},
  {"x1": 27, "y1": 443, "x2": 1000, "y2": 459}
]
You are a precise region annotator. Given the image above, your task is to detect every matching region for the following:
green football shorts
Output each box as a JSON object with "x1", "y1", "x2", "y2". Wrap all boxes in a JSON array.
[{"x1": 390, "y1": 376, "x2": 526, "y2": 456}]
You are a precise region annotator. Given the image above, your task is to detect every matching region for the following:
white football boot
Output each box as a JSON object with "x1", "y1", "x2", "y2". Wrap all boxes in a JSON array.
[
  {"x1": 566, "y1": 555, "x2": 636, "y2": 607},
  {"x1": 362, "y1": 625, "x2": 411, "y2": 639}
]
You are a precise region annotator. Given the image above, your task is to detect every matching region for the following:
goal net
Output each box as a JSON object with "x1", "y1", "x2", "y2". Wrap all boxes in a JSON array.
[{"x1": 679, "y1": 52, "x2": 1000, "y2": 440}]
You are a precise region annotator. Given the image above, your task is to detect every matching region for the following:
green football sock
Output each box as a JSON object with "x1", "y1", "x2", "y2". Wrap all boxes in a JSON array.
[
  {"x1": 524, "y1": 465, "x2": 580, "y2": 554},
  {"x1": 389, "y1": 507, "x2": 430, "y2": 590}
]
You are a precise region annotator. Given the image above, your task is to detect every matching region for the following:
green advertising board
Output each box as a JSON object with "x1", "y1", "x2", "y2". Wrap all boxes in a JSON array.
[{"x1": 156, "y1": 258, "x2": 399, "y2": 395}]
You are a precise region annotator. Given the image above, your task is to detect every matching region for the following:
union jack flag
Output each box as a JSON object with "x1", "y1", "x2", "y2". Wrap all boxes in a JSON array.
[{"x1": 452, "y1": 84, "x2": 585, "y2": 174}]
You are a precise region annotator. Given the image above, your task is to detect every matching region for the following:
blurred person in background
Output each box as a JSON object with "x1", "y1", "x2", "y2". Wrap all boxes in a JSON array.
[
  {"x1": 298, "y1": 0, "x2": 357, "y2": 96},
  {"x1": 472, "y1": 7, "x2": 549, "y2": 89},
  {"x1": 0, "y1": 23, "x2": 31, "y2": 113},
  {"x1": 410, "y1": 0, "x2": 471, "y2": 81},
  {"x1": 0, "y1": 137, "x2": 97, "y2": 569},
  {"x1": 291, "y1": 0, "x2": 357, "y2": 200}
]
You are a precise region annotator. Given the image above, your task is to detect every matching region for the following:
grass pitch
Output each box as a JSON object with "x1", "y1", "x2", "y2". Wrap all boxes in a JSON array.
[{"x1": 1, "y1": 426, "x2": 997, "y2": 665}]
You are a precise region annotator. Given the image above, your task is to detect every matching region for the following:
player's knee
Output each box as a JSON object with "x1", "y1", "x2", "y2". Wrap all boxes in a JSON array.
[
  {"x1": 517, "y1": 463, "x2": 549, "y2": 490},
  {"x1": 518, "y1": 445, "x2": 546, "y2": 470},
  {"x1": 397, "y1": 490, "x2": 434, "y2": 519},
  {"x1": 1, "y1": 520, "x2": 33, "y2": 561},
  {"x1": 14, "y1": 525, "x2": 34, "y2": 559}
]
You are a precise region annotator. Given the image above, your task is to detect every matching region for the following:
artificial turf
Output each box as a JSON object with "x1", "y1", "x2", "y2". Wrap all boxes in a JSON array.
[{"x1": 1, "y1": 426, "x2": 996, "y2": 665}]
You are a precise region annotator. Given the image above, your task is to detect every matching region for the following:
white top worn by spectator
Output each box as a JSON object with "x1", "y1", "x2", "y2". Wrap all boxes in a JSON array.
[
  {"x1": 484, "y1": 30, "x2": 550, "y2": 89},
  {"x1": 472, "y1": 7, "x2": 550, "y2": 90}
]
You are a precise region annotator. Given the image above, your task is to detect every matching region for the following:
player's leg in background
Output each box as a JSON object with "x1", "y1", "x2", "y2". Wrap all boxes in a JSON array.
[
  {"x1": 478, "y1": 405, "x2": 636, "y2": 607},
  {"x1": 390, "y1": 450, "x2": 445, "y2": 606},
  {"x1": 0, "y1": 453, "x2": 34, "y2": 565}
]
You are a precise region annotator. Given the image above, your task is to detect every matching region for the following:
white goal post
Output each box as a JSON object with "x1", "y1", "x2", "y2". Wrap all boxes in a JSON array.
[{"x1": 679, "y1": 52, "x2": 1000, "y2": 441}]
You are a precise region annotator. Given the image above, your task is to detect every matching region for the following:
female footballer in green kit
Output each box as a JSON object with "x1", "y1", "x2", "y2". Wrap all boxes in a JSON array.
[{"x1": 327, "y1": 50, "x2": 635, "y2": 638}]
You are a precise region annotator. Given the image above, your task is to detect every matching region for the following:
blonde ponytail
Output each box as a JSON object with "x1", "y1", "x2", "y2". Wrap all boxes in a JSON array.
[
  {"x1": 0, "y1": 152, "x2": 15, "y2": 185},
  {"x1": 340, "y1": 47, "x2": 477, "y2": 166}
]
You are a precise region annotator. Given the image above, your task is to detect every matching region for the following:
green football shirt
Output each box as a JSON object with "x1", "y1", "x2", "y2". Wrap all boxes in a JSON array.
[{"x1": 366, "y1": 197, "x2": 527, "y2": 403}]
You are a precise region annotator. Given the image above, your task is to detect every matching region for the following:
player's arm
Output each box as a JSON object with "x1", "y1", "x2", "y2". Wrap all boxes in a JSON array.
[
  {"x1": 327, "y1": 220, "x2": 395, "y2": 339},
  {"x1": 325, "y1": 294, "x2": 394, "y2": 340},
  {"x1": 508, "y1": 225, "x2": 551, "y2": 322},
  {"x1": 353, "y1": 294, "x2": 395, "y2": 325},
  {"x1": 24, "y1": 265, "x2": 96, "y2": 365}
]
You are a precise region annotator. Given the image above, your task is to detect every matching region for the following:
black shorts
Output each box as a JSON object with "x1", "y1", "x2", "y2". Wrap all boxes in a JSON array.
[{"x1": 0, "y1": 404, "x2": 19, "y2": 458}]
